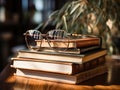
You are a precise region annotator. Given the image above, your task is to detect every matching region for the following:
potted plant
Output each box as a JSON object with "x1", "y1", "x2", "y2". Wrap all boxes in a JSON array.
[{"x1": 37, "y1": 0, "x2": 120, "y2": 55}]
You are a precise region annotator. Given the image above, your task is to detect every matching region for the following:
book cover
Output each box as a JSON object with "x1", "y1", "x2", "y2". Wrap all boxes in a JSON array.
[
  {"x1": 11, "y1": 55, "x2": 106, "y2": 75},
  {"x1": 17, "y1": 49, "x2": 107, "y2": 64},
  {"x1": 14, "y1": 65, "x2": 107, "y2": 84}
]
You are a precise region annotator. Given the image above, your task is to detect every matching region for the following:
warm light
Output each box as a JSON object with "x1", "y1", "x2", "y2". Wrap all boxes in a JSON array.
[{"x1": 0, "y1": 6, "x2": 5, "y2": 22}]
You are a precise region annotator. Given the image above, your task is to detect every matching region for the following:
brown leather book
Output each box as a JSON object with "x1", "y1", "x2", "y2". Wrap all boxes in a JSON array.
[{"x1": 36, "y1": 37, "x2": 101, "y2": 48}]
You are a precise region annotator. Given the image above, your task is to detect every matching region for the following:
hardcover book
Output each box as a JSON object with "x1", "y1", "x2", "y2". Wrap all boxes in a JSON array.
[
  {"x1": 17, "y1": 49, "x2": 107, "y2": 64},
  {"x1": 36, "y1": 37, "x2": 101, "y2": 48},
  {"x1": 38, "y1": 45, "x2": 101, "y2": 54},
  {"x1": 11, "y1": 55, "x2": 106, "y2": 75},
  {"x1": 14, "y1": 65, "x2": 107, "y2": 84}
]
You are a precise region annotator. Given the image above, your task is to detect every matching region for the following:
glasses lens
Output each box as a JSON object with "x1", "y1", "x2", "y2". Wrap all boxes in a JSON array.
[
  {"x1": 46, "y1": 30, "x2": 70, "y2": 52},
  {"x1": 25, "y1": 30, "x2": 41, "y2": 50}
]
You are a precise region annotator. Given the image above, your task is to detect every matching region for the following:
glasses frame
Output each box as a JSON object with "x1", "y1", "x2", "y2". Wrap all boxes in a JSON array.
[{"x1": 24, "y1": 29, "x2": 78, "y2": 52}]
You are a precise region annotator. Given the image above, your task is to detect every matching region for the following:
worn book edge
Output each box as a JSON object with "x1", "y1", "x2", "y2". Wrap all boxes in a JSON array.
[{"x1": 14, "y1": 65, "x2": 107, "y2": 84}]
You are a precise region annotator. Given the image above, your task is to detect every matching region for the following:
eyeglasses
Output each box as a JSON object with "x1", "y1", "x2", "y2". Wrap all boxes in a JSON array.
[{"x1": 24, "y1": 29, "x2": 80, "y2": 53}]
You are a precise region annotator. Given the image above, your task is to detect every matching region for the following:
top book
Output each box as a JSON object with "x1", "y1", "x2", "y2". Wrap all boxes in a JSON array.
[{"x1": 36, "y1": 37, "x2": 101, "y2": 48}]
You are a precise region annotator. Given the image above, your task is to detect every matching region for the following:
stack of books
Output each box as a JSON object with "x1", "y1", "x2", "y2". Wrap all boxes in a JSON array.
[{"x1": 11, "y1": 36, "x2": 107, "y2": 84}]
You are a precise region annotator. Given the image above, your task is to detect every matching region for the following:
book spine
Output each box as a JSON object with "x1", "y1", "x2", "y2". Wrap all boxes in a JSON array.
[
  {"x1": 76, "y1": 39, "x2": 100, "y2": 48},
  {"x1": 72, "y1": 55, "x2": 106, "y2": 74},
  {"x1": 76, "y1": 65, "x2": 107, "y2": 84},
  {"x1": 84, "y1": 55, "x2": 106, "y2": 70}
]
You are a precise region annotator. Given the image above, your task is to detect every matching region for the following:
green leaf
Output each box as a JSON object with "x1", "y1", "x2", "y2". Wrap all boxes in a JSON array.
[
  {"x1": 49, "y1": 10, "x2": 59, "y2": 19},
  {"x1": 70, "y1": 3, "x2": 81, "y2": 15},
  {"x1": 62, "y1": 15, "x2": 68, "y2": 31}
]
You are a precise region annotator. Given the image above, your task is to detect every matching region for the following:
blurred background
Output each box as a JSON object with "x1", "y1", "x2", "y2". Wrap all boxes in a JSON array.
[
  {"x1": 0, "y1": 0, "x2": 71, "y2": 72},
  {"x1": 0, "y1": 0, "x2": 120, "y2": 73}
]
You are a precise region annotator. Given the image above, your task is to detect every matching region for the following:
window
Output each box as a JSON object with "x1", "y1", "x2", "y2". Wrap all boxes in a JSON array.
[{"x1": 22, "y1": 0, "x2": 55, "y2": 24}]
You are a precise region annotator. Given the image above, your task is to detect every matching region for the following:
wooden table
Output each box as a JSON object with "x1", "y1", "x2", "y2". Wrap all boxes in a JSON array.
[{"x1": 0, "y1": 56, "x2": 120, "y2": 90}]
